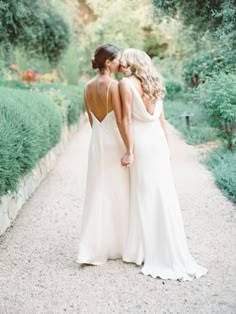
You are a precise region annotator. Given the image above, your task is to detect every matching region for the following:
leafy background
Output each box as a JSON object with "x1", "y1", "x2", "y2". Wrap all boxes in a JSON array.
[{"x1": 0, "y1": 0, "x2": 235, "y2": 202}]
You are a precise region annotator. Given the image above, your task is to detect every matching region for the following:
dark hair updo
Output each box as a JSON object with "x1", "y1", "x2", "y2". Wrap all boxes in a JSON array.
[{"x1": 91, "y1": 44, "x2": 120, "y2": 71}]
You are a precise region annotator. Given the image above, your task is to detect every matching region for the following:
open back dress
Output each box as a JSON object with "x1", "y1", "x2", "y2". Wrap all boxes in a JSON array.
[{"x1": 77, "y1": 80, "x2": 129, "y2": 265}]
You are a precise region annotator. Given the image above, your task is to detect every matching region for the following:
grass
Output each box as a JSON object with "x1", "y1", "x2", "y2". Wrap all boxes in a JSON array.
[
  {"x1": 164, "y1": 94, "x2": 218, "y2": 145},
  {"x1": 164, "y1": 92, "x2": 236, "y2": 204}
]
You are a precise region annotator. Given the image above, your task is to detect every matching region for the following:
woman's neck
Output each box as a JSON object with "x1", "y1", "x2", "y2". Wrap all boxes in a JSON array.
[{"x1": 99, "y1": 68, "x2": 112, "y2": 77}]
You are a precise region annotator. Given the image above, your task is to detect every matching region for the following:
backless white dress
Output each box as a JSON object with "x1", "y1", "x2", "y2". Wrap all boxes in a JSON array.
[
  {"x1": 122, "y1": 79, "x2": 208, "y2": 281},
  {"x1": 77, "y1": 81, "x2": 129, "y2": 265}
]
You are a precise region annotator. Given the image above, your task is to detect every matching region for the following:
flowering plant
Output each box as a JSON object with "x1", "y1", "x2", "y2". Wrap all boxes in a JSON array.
[
  {"x1": 9, "y1": 64, "x2": 19, "y2": 71},
  {"x1": 38, "y1": 70, "x2": 57, "y2": 83},
  {"x1": 18, "y1": 70, "x2": 38, "y2": 84},
  {"x1": 7, "y1": 64, "x2": 58, "y2": 85}
]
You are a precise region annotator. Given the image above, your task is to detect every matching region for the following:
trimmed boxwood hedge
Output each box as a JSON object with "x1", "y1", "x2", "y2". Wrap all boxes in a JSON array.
[
  {"x1": 0, "y1": 86, "x2": 62, "y2": 196},
  {"x1": 0, "y1": 81, "x2": 85, "y2": 126},
  {"x1": 34, "y1": 83, "x2": 85, "y2": 126}
]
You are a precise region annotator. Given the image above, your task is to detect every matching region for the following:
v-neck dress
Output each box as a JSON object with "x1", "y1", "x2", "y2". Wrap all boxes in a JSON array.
[{"x1": 77, "y1": 81, "x2": 129, "y2": 265}]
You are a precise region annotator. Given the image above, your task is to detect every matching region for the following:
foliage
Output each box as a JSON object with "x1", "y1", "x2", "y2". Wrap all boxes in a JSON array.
[
  {"x1": 0, "y1": 0, "x2": 70, "y2": 65},
  {"x1": 0, "y1": 78, "x2": 28, "y2": 90},
  {"x1": 143, "y1": 26, "x2": 168, "y2": 58},
  {"x1": 152, "y1": 0, "x2": 223, "y2": 33},
  {"x1": 164, "y1": 97, "x2": 218, "y2": 145},
  {"x1": 153, "y1": 0, "x2": 236, "y2": 75},
  {"x1": 194, "y1": 72, "x2": 236, "y2": 149},
  {"x1": 28, "y1": 8, "x2": 70, "y2": 66},
  {"x1": 74, "y1": 0, "x2": 153, "y2": 77},
  {"x1": 214, "y1": 0, "x2": 236, "y2": 49},
  {"x1": 153, "y1": 0, "x2": 236, "y2": 79},
  {"x1": 0, "y1": 86, "x2": 62, "y2": 196},
  {"x1": 0, "y1": 65, "x2": 85, "y2": 127},
  {"x1": 183, "y1": 51, "x2": 227, "y2": 87},
  {"x1": 204, "y1": 147, "x2": 236, "y2": 203},
  {"x1": 35, "y1": 83, "x2": 85, "y2": 126},
  {"x1": 165, "y1": 79, "x2": 182, "y2": 100}
]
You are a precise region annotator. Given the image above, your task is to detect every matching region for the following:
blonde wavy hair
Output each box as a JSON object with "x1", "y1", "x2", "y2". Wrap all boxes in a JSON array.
[{"x1": 121, "y1": 48, "x2": 165, "y2": 100}]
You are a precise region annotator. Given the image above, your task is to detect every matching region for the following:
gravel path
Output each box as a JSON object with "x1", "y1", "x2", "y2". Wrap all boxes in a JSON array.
[{"x1": 0, "y1": 119, "x2": 235, "y2": 314}]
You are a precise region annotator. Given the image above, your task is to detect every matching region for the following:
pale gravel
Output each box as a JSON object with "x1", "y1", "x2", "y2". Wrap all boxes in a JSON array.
[{"x1": 0, "y1": 119, "x2": 236, "y2": 314}]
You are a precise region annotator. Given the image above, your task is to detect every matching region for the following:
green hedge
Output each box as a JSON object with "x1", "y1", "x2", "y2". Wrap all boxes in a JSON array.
[
  {"x1": 0, "y1": 80, "x2": 85, "y2": 126},
  {"x1": 194, "y1": 72, "x2": 236, "y2": 150},
  {"x1": 183, "y1": 51, "x2": 227, "y2": 87},
  {"x1": 0, "y1": 87, "x2": 62, "y2": 196},
  {"x1": 165, "y1": 79, "x2": 182, "y2": 100},
  {"x1": 204, "y1": 148, "x2": 236, "y2": 203},
  {"x1": 35, "y1": 83, "x2": 85, "y2": 126}
]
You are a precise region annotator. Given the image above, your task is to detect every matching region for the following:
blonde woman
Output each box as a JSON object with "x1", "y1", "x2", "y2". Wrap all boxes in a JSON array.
[
  {"x1": 119, "y1": 48, "x2": 208, "y2": 280},
  {"x1": 77, "y1": 44, "x2": 129, "y2": 266}
]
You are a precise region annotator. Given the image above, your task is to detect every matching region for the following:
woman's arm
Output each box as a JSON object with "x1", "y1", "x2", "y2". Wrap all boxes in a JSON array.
[
  {"x1": 119, "y1": 78, "x2": 134, "y2": 167},
  {"x1": 84, "y1": 87, "x2": 93, "y2": 127},
  {"x1": 159, "y1": 109, "x2": 169, "y2": 144},
  {"x1": 159, "y1": 107, "x2": 171, "y2": 159},
  {"x1": 110, "y1": 81, "x2": 129, "y2": 149}
]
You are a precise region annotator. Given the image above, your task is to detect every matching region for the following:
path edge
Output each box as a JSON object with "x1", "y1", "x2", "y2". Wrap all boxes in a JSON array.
[{"x1": 0, "y1": 114, "x2": 87, "y2": 236}]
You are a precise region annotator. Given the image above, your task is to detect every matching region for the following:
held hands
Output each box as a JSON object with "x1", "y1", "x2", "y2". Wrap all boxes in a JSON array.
[{"x1": 121, "y1": 152, "x2": 134, "y2": 168}]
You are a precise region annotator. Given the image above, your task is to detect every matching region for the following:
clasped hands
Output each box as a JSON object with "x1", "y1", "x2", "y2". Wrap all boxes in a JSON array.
[{"x1": 121, "y1": 152, "x2": 134, "y2": 168}]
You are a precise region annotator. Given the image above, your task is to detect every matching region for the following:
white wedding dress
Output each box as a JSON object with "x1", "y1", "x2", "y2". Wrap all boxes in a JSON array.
[
  {"x1": 77, "y1": 81, "x2": 129, "y2": 265},
  {"x1": 122, "y1": 79, "x2": 208, "y2": 281}
]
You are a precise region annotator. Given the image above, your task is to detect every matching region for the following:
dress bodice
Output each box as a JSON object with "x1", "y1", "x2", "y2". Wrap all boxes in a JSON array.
[
  {"x1": 127, "y1": 79, "x2": 163, "y2": 122},
  {"x1": 85, "y1": 79, "x2": 118, "y2": 132},
  {"x1": 90, "y1": 110, "x2": 118, "y2": 132}
]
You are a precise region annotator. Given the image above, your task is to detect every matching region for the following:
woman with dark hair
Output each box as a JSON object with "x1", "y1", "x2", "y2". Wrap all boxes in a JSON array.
[
  {"x1": 77, "y1": 44, "x2": 129, "y2": 266},
  {"x1": 119, "y1": 48, "x2": 208, "y2": 281}
]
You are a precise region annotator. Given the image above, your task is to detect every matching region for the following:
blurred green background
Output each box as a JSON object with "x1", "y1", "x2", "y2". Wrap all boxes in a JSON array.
[{"x1": 0, "y1": 0, "x2": 235, "y2": 202}]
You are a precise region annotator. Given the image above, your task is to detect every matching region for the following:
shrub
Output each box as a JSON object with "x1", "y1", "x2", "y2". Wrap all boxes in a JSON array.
[
  {"x1": 0, "y1": 79, "x2": 85, "y2": 126},
  {"x1": 0, "y1": 0, "x2": 70, "y2": 65},
  {"x1": 28, "y1": 8, "x2": 70, "y2": 66},
  {"x1": 204, "y1": 147, "x2": 236, "y2": 203},
  {"x1": 194, "y1": 72, "x2": 236, "y2": 149},
  {"x1": 35, "y1": 83, "x2": 85, "y2": 126},
  {"x1": 0, "y1": 87, "x2": 62, "y2": 196},
  {"x1": 183, "y1": 51, "x2": 226, "y2": 87},
  {"x1": 165, "y1": 79, "x2": 182, "y2": 100},
  {"x1": 164, "y1": 98, "x2": 218, "y2": 145}
]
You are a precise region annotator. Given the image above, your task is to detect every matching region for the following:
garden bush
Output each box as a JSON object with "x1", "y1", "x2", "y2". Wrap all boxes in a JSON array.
[
  {"x1": 0, "y1": 78, "x2": 85, "y2": 126},
  {"x1": 35, "y1": 83, "x2": 85, "y2": 126},
  {"x1": 204, "y1": 148, "x2": 236, "y2": 203},
  {"x1": 165, "y1": 79, "x2": 182, "y2": 100},
  {"x1": 0, "y1": 0, "x2": 70, "y2": 66},
  {"x1": 164, "y1": 98, "x2": 218, "y2": 145},
  {"x1": 0, "y1": 87, "x2": 62, "y2": 196},
  {"x1": 183, "y1": 51, "x2": 226, "y2": 87},
  {"x1": 194, "y1": 72, "x2": 236, "y2": 149}
]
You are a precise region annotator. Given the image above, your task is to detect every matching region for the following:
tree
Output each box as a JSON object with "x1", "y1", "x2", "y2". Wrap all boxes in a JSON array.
[
  {"x1": 152, "y1": 0, "x2": 223, "y2": 33},
  {"x1": 0, "y1": 0, "x2": 70, "y2": 65}
]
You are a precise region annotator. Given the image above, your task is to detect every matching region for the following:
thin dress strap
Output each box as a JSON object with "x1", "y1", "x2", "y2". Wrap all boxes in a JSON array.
[{"x1": 85, "y1": 79, "x2": 114, "y2": 114}]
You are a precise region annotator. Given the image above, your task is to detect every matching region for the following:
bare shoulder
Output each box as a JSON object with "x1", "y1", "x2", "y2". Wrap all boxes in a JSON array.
[
  {"x1": 119, "y1": 77, "x2": 132, "y2": 92},
  {"x1": 110, "y1": 79, "x2": 119, "y2": 88},
  {"x1": 119, "y1": 77, "x2": 130, "y2": 87},
  {"x1": 109, "y1": 80, "x2": 119, "y2": 95},
  {"x1": 85, "y1": 77, "x2": 97, "y2": 90}
]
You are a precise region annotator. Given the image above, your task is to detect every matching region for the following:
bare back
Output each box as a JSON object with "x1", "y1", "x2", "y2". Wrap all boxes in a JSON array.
[{"x1": 85, "y1": 76, "x2": 114, "y2": 123}]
